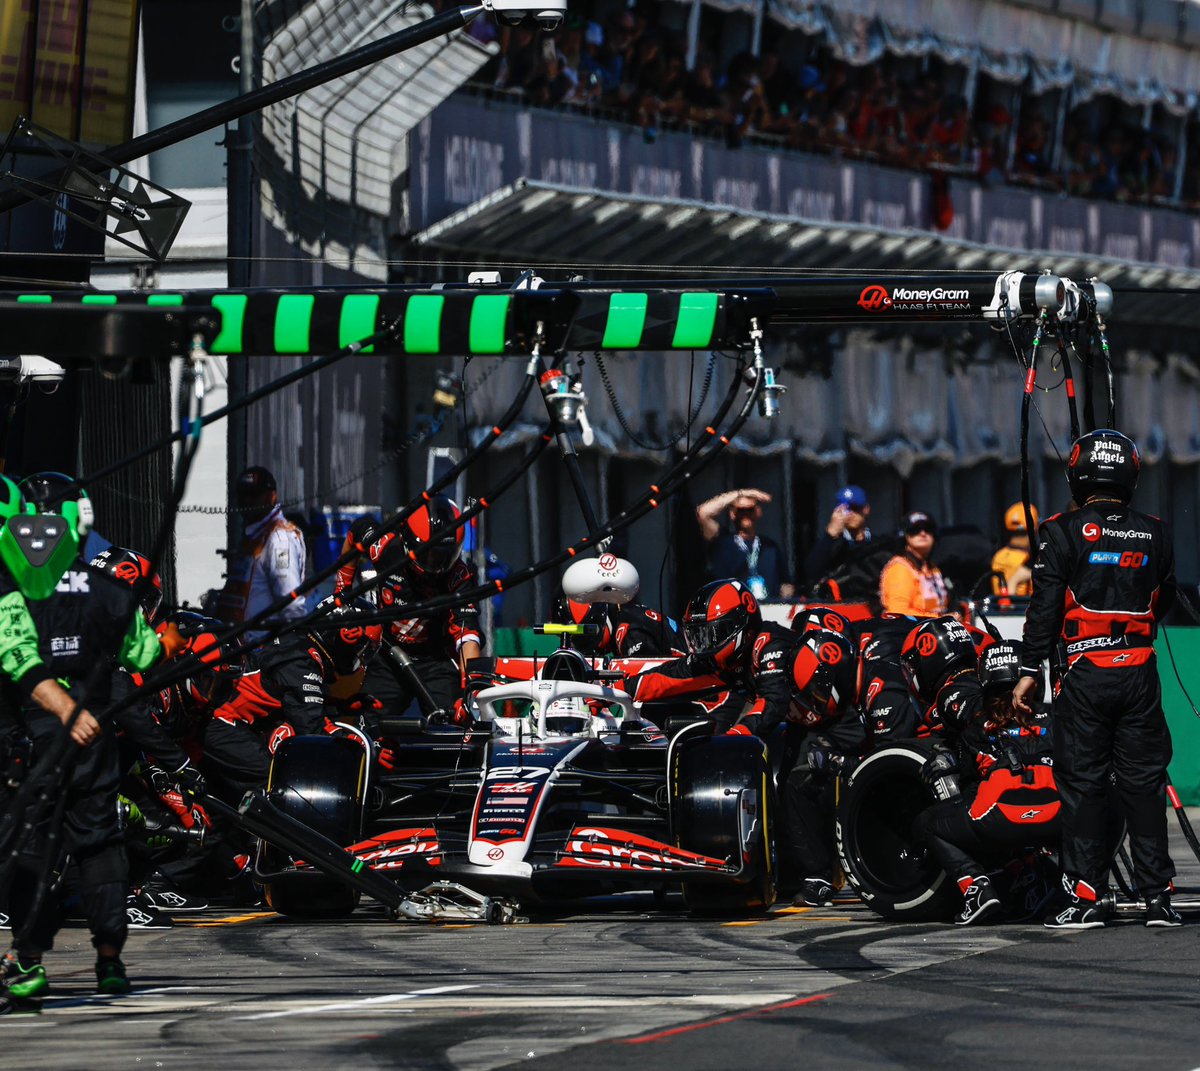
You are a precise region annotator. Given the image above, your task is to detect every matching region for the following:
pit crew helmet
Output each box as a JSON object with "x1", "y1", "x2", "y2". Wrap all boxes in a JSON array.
[
  {"x1": 1066, "y1": 429, "x2": 1139, "y2": 504},
  {"x1": 979, "y1": 640, "x2": 1022, "y2": 697},
  {"x1": 6, "y1": 472, "x2": 93, "y2": 599},
  {"x1": 790, "y1": 629, "x2": 858, "y2": 724},
  {"x1": 899, "y1": 616, "x2": 978, "y2": 708},
  {"x1": 400, "y1": 495, "x2": 464, "y2": 576},
  {"x1": 314, "y1": 597, "x2": 384, "y2": 675},
  {"x1": 682, "y1": 579, "x2": 761, "y2": 670},
  {"x1": 91, "y1": 546, "x2": 163, "y2": 622},
  {"x1": 552, "y1": 594, "x2": 612, "y2": 654},
  {"x1": 790, "y1": 605, "x2": 852, "y2": 636}
]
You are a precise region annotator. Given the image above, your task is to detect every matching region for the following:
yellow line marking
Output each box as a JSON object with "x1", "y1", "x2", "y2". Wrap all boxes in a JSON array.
[
  {"x1": 799, "y1": 915, "x2": 855, "y2": 922},
  {"x1": 178, "y1": 912, "x2": 278, "y2": 928},
  {"x1": 439, "y1": 924, "x2": 476, "y2": 930},
  {"x1": 772, "y1": 907, "x2": 812, "y2": 916},
  {"x1": 721, "y1": 920, "x2": 763, "y2": 927}
]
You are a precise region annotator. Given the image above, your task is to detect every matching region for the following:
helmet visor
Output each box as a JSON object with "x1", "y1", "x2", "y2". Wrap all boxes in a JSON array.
[
  {"x1": 414, "y1": 534, "x2": 460, "y2": 573},
  {"x1": 684, "y1": 616, "x2": 741, "y2": 657}
]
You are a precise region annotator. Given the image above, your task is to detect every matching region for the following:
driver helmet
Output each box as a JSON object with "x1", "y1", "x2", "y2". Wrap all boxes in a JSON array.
[
  {"x1": 682, "y1": 579, "x2": 761, "y2": 670},
  {"x1": 399, "y1": 495, "x2": 464, "y2": 576},
  {"x1": 91, "y1": 545, "x2": 163, "y2": 622},
  {"x1": 899, "y1": 616, "x2": 978, "y2": 708},
  {"x1": 552, "y1": 593, "x2": 612, "y2": 654},
  {"x1": 542, "y1": 695, "x2": 592, "y2": 738}
]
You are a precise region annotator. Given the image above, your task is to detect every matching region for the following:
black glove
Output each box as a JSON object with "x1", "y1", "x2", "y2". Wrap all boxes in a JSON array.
[
  {"x1": 173, "y1": 760, "x2": 206, "y2": 797},
  {"x1": 683, "y1": 653, "x2": 719, "y2": 678},
  {"x1": 806, "y1": 747, "x2": 844, "y2": 774},
  {"x1": 920, "y1": 750, "x2": 958, "y2": 788}
]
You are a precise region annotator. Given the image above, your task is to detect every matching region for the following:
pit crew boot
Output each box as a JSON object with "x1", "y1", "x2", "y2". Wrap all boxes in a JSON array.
[
  {"x1": 0, "y1": 958, "x2": 47, "y2": 1013},
  {"x1": 1044, "y1": 876, "x2": 1107, "y2": 930},
  {"x1": 141, "y1": 878, "x2": 208, "y2": 914},
  {"x1": 955, "y1": 876, "x2": 1003, "y2": 925},
  {"x1": 1145, "y1": 893, "x2": 1183, "y2": 928},
  {"x1": 96, "y1": 957, "x2": 132, "y2": 995},
  {"x1": 795, "y1": 878, "x2": 834, "y2": 907},
  {"x1": 126, "y1": 891, "x2": 174, "y2": 930}
]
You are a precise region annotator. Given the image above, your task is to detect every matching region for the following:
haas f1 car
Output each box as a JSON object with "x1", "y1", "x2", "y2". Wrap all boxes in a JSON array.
[{"x1": 249, "y1": 647, "x2": 777, "y2": 918}]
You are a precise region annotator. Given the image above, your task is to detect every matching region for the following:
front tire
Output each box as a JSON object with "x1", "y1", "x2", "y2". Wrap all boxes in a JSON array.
[
  {"x1": 259, "y1": 735, "x2": 367, "y2": 918},
  {"x1": 673, "y1": 735, "x2": 777, "y2": 915}
]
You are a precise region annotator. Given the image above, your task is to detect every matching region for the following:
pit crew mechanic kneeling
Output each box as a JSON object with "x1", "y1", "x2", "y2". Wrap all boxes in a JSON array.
[
  {"x1": 905, "y1": 621, "x2": 1059, "y2": 925},
  {"x1": 1013, "y1": 429, "x2": 1180, "y2": 928},
  {"x1": 773, "y1": 628, "x2": 870, "y2": 906},
  {"x1": 202, "y1": 599, "x2": 382, "y2": 802},
  {"x1": 342, "y1": 496, "x2": 481, "y2": 724},
  {"x1": 0, "y1": 474, "x2": 165, "y2": 1006}
]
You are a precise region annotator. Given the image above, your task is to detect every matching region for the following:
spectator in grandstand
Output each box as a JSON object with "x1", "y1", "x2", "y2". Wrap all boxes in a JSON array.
[
  {"x1": 992, "y1": 502, "x2": 1039, "y2": 598},
  {"x1": 685, "y1": 53, "x2": 730, "y2": 131},
  {"x1": 804, "y1": 484, "x2": 872, "y2": 588},
  {"x1": 580, "y1": 20, "x2": 623, "y2": 99},
  {"x1": 697, "y1": 488, "x2": 794, "y2": 600},
  {"x1": 880, "y1": 511, "x2": 948, "y2": 617}
]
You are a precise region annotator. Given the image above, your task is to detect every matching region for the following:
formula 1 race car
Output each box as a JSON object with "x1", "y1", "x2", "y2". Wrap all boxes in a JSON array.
[{"x1": 250, "y1": 645, "x2": 776, "y2": 919}]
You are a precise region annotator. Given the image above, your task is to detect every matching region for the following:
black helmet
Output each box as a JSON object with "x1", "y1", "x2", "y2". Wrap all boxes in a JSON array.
[
  {"x1": 1067, "y1": 429, "x2": 1139, "y2": 504},
  {"x1": 400, "y1": 495, "x2": 464, "y2": 576},
  {"x1": 979, "y1": 640, "x2": 1022, "y2": 696},
  {"x1": 552, "y1": 594, "x2": 612, "y2": 654},
  {"x1": 790, "y1": 605, "x2": 852, "y2": 637},
  {"x1": 91, "y1": 546, "x2": 162, "y2": 621},
  {"x1": 899, "y1": 616, "x2": 977, "y2": 707},
  {"x1": 314, "y1": 597, "x2": 384, "y2": 675},
  {"x1": 790, "y1": 629, "x2": 858, "y2": 725},
  {"x1": 682, "y1": 579, "x2": 762, "y2": 670}
]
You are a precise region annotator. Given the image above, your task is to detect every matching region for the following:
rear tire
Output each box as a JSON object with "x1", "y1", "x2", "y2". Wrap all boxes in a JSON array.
[
  {"x1": 674, "y1": 735, "x2": 777, "y2": 915},
  {"x1": 260, "y1": 736, "x2": 367, "y2": 918},
  {"x1": 836, "y1": 742, "x2": 959, "y2": 922}
]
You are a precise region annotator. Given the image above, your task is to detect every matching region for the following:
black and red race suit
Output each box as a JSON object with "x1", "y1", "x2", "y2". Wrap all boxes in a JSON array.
[
  {"x1": 1020, "y1": 501, "x2": 1176, "y2": 899},
  {"x1": 851, "y1": 615, "x2": 922, "y2": 741},
  {"x1": 610, "y1": 603, "x2": 684, "y2": 659},
  {"x1": 355, "y1": 560, "x2": 482, "y2": 718},
  {"x1": 202, "y1": 634, "x2": 343, "y2": 799},
  {"x1": 623, "y1": 622, "x2": 800, "y2": 733},
  {"x1": 915, "y1": 675, "x2": 1059, "y2": 884}
]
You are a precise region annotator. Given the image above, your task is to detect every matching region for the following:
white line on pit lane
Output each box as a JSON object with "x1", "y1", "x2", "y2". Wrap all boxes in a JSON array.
[{"x1": 235, "y1": 984, "x2": 480, "y2": 1021}]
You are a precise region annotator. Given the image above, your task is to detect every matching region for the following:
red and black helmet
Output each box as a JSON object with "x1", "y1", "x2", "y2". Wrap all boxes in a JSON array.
[
  {"x1": 1066, "y1": 429, "x2": 1140, "y2": 504},
  {"x1": 789, "y1": 629, "x2": 858, "y2": 725},
  {"x1": 682, "y1": 579, "x2": 762, "y2": 669},
  {"x1": 899, "y1": 616, "x2": 978, "y2": 707},
  {"x1": 790, "y1": 605, "x2": 852, "y2": 637},
  {"x1": 316, "y1": 597, "x2": 383, "y2": 675},
  {"x1": 552, "y1": 594, "x2": 612, "y2": 654},
  {"x1": 91, "y1": 546, "x2": 163, "y2": 622},
  {"x1": 400, "y1": 495, "x2": 464, "y2": 576}
]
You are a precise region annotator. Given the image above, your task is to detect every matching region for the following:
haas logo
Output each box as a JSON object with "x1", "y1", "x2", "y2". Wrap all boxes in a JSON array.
[
  {"x1": 1082, "y1": 523, "x2": 1101, "y2": 543},
  {"x1": 598, "y1": 553, "x2": 618, "y2": 571},
  {"x1": 741, "y1": 590, "x2": 758, "y2": 614},
  {"x1": 112, "y1": 561, "x2": 142, "y2": 582},
  {"x1": 916, "y1": 632, "x2": 938, "y2": 657},
  {"x1": 857, "y1": 285, "x2": 892, "y2": 312},
  {"x1": 818, "y1": 641, "x2": 843, "y2": 665}
]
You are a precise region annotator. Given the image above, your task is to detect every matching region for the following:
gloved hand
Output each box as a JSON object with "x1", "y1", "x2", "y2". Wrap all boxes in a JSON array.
[
  {"x1": 726, "y1": 723, "x2": 752, "y2": 737},
  {"x1": 173, "y1": 760, "x2": 205, "y2": 798},
  {"x1": 452, "y1": 698, "x2": 472, "y2": 727},
  {"x1": 920, "y1": 749, "x2": 958, "y2": 788},
  {"x1": 806, "y1": 747, "x2": 844, "y2": 774},
  {"x1": 684, "y1": 653, "x2": 719, "y2": 678}
]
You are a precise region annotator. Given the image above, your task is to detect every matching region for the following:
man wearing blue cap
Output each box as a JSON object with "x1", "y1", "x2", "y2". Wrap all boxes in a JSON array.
[{"x1": 803, "y1": 484, "x2": 872, "y2": 589}]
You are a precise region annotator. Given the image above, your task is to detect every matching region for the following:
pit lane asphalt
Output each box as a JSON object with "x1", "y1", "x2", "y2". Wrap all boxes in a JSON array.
[{"x1": 3, "y1": 811, "x2": 1198, "y2": 1071}]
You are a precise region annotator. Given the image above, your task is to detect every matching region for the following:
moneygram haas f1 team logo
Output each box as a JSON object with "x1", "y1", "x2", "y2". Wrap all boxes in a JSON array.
[
  {"x1": 1082, "y1": 523, "x2": 1102, "y2": 543},
  {"x1": 858, "y1": 285, "x2": 892, "y2": 312}
]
